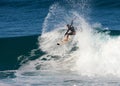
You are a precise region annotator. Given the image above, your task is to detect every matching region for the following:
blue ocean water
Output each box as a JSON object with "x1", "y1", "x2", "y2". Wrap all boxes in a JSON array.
[
  {"x1": 0, "y1": 0, "x2": 120, "y2": 38},
  {"x1": 0, "y1": 0, "x2": 120, "y2": 86},
  {"x1": 0, "y1": 0, "x2": 52, "y2": 37}
]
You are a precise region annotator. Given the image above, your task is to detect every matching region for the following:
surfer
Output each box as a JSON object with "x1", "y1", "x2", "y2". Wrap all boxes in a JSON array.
[
  {"x1": 64, "y1": 20, "x2": 76, "y2": 41},
  {"x1": 57, "y1": 20, "x2": 76, "y2": 45}
]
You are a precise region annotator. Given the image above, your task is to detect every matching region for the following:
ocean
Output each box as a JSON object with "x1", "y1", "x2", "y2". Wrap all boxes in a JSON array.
[{"x1": 0, "y1": 0, "x2": 120, "y2": 86}]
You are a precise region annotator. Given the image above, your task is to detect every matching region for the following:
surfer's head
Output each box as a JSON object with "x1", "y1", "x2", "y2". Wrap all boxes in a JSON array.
[{"x1": 67, "y1": 24, "x2": 70, "y2": 27}]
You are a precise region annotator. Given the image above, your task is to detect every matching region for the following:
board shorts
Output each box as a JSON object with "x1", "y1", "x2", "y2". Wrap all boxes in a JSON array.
[{"x1": 68, "y1": 31, "x2": 76, "y2": 35}]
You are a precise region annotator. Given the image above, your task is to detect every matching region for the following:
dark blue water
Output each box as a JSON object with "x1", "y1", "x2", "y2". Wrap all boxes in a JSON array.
[
  {"x1": 0, "y1": 0, "x2": 120, "y2": 38},
  {"x1": 91, "y1": 0, "x2": 120, "y2": 30},
  {"x1": 0, "y1": 0, "x2": 53, "y2": 37},
  {"x1": 0, "y1": 0, "x2": 120, "y2": 85}
]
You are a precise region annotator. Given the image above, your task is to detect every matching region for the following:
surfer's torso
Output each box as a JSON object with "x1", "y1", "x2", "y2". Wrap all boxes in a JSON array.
[{"x1": 68, "y1": 26, "x2": 75, "y2": 32}]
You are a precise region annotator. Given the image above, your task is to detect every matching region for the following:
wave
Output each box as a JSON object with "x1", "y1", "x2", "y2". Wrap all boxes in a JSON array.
[
  {"x1": 38, "y1": 12, "x2": 120, "y2": 77},
  {"x1": 0, "y1": 30, "x2": 119, "y2": 71},
  {"x1": 40, "y1": 12, "x2": 120, "y2": 76},
  {"x1": 10, "y1": 1, "x2": 120, "y2": 78},
  {"x1": 0, "y1": 0, "x2": 120, "y2": 78},
  {"x1": 38, "y1": 1, "x2": 120, "y2": 77},
  {"x1": 0, "y1": 1, "x2": 120, "y2": 85}
]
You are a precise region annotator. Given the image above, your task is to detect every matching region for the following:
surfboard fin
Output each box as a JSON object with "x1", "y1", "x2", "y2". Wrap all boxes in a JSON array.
[{"x1": 57, "y1": 43, "x2": 60, "y2": 45}]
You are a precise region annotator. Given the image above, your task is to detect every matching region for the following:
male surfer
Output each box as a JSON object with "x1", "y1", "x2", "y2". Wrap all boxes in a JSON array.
[
  {"x1": 57, "y1": 19, "x2": 76, "y2": 45},
  {"x1": 64, "y1": 20, "x2": 76, "y2": 41}
]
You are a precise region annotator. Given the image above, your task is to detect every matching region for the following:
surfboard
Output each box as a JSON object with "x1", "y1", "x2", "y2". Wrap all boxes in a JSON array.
[{"x1": 57, "y1": 35, "x2": 71, "y2": 45}]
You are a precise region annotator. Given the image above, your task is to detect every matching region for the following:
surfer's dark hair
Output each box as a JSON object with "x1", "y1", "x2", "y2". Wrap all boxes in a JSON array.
[{"x1": 67, "y1": 24, "x2": 69, "y2": 26}]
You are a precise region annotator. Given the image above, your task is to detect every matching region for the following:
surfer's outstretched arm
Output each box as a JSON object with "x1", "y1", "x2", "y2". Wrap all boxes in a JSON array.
[
  {"x1": 70, "y1": 20, "x2": 73, "y2": 26},
  {"x1": 70, "y1": 17, "x2": 76, "y2": 26}
]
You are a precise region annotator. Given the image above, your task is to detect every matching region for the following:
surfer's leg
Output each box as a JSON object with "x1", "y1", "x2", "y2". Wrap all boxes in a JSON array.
[
  {"x1": 66, "y1": 32, "x2": 72, "y2": 41},
  {"x1": 66, "y1": 32, "x2": 76, "y2": 40},
  {"x1": 64, "y1": 34, "x2": 69, "y2": 41}
]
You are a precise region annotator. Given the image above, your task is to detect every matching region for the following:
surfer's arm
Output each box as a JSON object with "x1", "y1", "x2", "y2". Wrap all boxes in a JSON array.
[
  {"x1": 64, "y1": 29, "x2": 69, "y2": 36},
  {"x1": 70, "y1": 20, "x2": 73, "y2": 26},
  {"x1": 70, "y1": 17, "x2": 76, "y2": 26}
]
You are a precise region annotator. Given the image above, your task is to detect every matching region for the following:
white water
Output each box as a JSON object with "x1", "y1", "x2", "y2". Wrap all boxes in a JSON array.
[
  {"x1": 39, "y1": 12, "x2": 120, "y2": 77},
  {"x1": 39, "y1": 2, "x2": 120, "y2": 77},
  {"x1": 9, "y1": 12, "x2": 120, "y2": 86}
]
